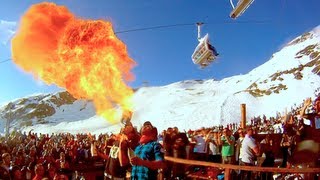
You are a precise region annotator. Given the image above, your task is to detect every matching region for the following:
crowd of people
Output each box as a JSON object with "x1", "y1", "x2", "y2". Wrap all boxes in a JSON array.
[
  {"x1": 0, "y1": 96, "x2": 319, "y2": 180},
  {"x1": 0, "y1": 119, "x2": 165, "y2": 180}
]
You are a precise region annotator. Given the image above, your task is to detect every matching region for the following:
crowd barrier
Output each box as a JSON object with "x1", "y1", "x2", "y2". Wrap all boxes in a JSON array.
[
  {"x1": 164, "y1": 156, "x2": 320, "y2": 180},
  {"x1": 58, "y1": 156, "x2": 320, "y2": 179}
]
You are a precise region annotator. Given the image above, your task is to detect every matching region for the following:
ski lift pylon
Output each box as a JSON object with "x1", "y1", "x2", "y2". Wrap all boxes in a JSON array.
[
  {"x1": 230, "y1": 0, "x2": 255, "y2": 19},
  {"x1": 191, "y1": 23, "x2": 219, "y2": 68}
]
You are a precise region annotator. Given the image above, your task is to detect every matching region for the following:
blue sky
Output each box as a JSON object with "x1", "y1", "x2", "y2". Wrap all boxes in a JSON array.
[{"x1": 0, "y1": 0, "x2": 319, "y2": 104}]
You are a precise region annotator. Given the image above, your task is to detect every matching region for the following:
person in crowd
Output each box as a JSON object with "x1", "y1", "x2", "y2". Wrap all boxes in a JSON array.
[
  {"x1": 32, "y1": 163, "x2": 46, "y2": 180},
  {"x1": 192, "y1": 129, "x2": 208, "y2": 161},
  {"x1": 53, "y1": 172, "x2": 68, "y2": 180},
  {"x1": 283, "y1": 114, "x2": 296, "y2": 137},
  {"x1": 280, "y1": 132, "x2": 291, "y2": 168},
  {"x1": 47, "y1": 163, "x2": 57, "y2": 180},
  {"x1": 105, "y1": 134, "x2": 116, "y2": 156},
  {"x1": 55, "y1": 152, "x2": 70, "y2": 170},
  {"x1": 76, "y1": 142, "x2": 87, "y2": 163},
  {"x1": 130, "y1": 121, "x2": 165, "y2": 180},
  {"x1": 157, "y1": 130, "x2": 165, "y2": 147},
  {"x1": 118, "y1": 122, "x2": 141, "y2": 178},
  {"x1": 24, "y1": 162, "x2": 34, "y2": 180},
  {"x1": 171, "y1": 126, "x2": 189, "y2": 179},
  {"x1": 260, "y1": 134, "x2": 275, "y2": 180},
  {"x1": 206, "y1": 129, "x2": 221, "y2": 163},
  {"x1": 235, "y1": 128, "x2": 245, "y2": 165},
  {"x1": 0, "y1": 153, "x2": 12, "y2": 179},
  {"x1": 301, "y1": 96, "x2": 320, "y2": 118},
  {"x1": 97, "y1": 133, "x2": 127, "y2": 180},
  {"x1": 300, "y1": 96, "x2": 320, "y2": 139},
  {"x1": 52, "y1": 143, "x2": 64, "y2": 160},
  {"x1": 25, "y1": 146, "x2": 38, "y2": 167},
  {"x1": 13, "y1": 149, "x2": 25, "y2": 168},
  {"x1": 171, "y1": 127, "x2": 189, "y2": 160},
  {"x1": 296, "y1": 119, "x2": 305, "y2": 140},
  {"x1": 10, "y1": 165, "x2": 23, "y2": 180},
  {"x1": 239, "y1": 126, "x2": 260, "y2": 180},
  {"x1": 219, "y1": 128, "x2": 235, "y2": 164},
  {"x1": 38, "y1": 151, "x2": 55, "y2": 169},
  {"x1": 162, "y1": 127, "x2": 174, "y2": 179},
  {"x1": 163, "y1": 127, "x2": 173, "y2": 157},
  {"x1": 66, "y1": 144, "x2": 77, "y2": 165}
]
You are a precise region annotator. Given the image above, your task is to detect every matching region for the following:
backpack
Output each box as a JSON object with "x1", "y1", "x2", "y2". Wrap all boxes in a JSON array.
[{"x1": 105, "y1": 141, "x2": 126, "y2": 178}]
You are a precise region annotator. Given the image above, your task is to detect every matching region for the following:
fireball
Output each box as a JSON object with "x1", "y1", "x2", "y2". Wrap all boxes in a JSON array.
[{"x1": 11, "y1": 2, "x2": 136, "y2": 123}]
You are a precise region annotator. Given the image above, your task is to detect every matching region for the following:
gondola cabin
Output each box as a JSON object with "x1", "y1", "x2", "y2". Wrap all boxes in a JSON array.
[
  {"x1": 191, "y1": 34, "x2": 218, "y2": 68},
  {"x1": 230, "y1": 0, "x2": 255, "y2": 19}
]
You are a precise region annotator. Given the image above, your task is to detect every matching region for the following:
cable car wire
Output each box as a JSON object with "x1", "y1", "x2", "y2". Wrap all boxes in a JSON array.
[
  {"x1": 0, "y1": 19, "x2": 273, "y2": 63},
  {"x1": 0, "y1": 59, "x2": 12, "y2": 64},
  {"x1": 115, "y1": 23, "x2": 195, "y2": 34},
  {"x1": 115, "y1": 20, "x2": 271, "y2": 34}
]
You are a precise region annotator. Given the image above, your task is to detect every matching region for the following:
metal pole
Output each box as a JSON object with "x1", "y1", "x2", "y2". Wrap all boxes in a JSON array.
[
  {"x1": 196, "y1": 22, "x2": 203, "y2": 41},
  {"x1": 230, "y1": 0, "x2": 235, "y2": 9}
]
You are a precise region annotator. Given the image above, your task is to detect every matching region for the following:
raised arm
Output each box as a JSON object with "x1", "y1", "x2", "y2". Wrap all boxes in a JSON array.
[
  {"x1": 300, "y1": 97, "x2": 312, "y2": 117},
  {"x1": 119, "y1": 135, "x2": 130, "y2": 167},
  {"x1": 252, "y1": 145, "x2": 260, "y2": 156},
  {"x1": 131, "y1": 157, "x2": 165, "y2": 170},
  {"x1": 130, "y1": 143, "x2": 165, "y2": 170}
]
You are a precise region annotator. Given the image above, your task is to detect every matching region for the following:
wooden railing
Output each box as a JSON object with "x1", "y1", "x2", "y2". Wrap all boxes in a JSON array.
[{"x1": 164, "y1": 156, "x2": 320, "y2": 180}]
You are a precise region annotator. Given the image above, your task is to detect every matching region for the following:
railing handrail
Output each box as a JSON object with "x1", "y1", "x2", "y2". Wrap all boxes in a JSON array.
[{"x1": 165, "y1": 156, "x2": 320, "y2": 173}]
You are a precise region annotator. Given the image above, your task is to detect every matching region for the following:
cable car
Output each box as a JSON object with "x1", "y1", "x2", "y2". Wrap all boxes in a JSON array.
[
  {"x1": 191, "y1": 23, "x2": 219, "y2": 68},
  {"x1": 230, "y1": 0, "x2": 254, "y2": 19}
]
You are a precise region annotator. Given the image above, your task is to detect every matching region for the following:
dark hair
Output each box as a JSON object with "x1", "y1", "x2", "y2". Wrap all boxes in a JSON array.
[{"x1": 143, "y1": 121, "x2": 153, "y2": 127}]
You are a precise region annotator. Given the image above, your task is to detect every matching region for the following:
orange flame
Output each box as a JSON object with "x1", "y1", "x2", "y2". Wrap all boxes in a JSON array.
[{"x1": 11, "y1": 2, "x2": 136, "y2": 123}]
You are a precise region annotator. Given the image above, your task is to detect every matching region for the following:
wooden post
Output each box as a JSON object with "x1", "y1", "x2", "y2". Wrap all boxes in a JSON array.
[
  {"x1": 224, "y1": 168, "x2": 231, "y2": 180},
  {"x1": 241, "y1": 104, "x2": 246, "y2": 129}
]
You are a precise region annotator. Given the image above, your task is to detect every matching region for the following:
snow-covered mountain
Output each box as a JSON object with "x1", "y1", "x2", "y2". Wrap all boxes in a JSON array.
[{"x1": 0, "y1": 25, "x2": 319, "y2": 135}]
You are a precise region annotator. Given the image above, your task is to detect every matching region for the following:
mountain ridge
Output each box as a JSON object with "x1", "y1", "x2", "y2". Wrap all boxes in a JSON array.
[{"x1": 0, "y1": 25, "x2": 319, "y2": 134}]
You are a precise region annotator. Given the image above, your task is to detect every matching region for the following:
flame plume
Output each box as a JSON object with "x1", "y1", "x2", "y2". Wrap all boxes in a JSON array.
[{"x1": 11, "y1": 2, "x2": 136, "y2": 123}]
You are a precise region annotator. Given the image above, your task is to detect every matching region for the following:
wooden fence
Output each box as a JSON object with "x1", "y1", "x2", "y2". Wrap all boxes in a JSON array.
[{"x1": 164, "y1": 156, "x2": 320, "y2": 180}]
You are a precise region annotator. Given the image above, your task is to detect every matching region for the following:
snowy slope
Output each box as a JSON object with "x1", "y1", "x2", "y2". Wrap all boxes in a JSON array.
[{"x1": 0, "y1": 25, "x2": 319, "y2": 135}]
